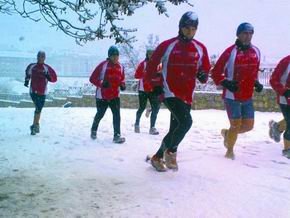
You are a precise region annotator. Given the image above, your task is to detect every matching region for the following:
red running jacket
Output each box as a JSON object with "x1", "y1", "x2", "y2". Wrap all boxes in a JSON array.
[
  {"x1": 135, "y1": 60, "x2": 162, "y2": 92},
  {"x1": 211, "y1": 44, "x2": 261, "y2": 101},
  {"x1": 90, "y1": 60, "x2": 125, "y2": 100},
  {"x1": 145, "y1": 37, "x2": 210, "y2": 105},
  {"x1": 25, "y1": 63, "x2": 57, "y2": 95},
  {"x1": 270, "y1": 55, "x2": 290, "y2": 105}
]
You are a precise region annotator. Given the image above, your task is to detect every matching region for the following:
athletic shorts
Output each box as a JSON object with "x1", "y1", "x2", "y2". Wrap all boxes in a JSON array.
[{"x1": 224, "y1": 98, "x2": 254, "y2": 119}]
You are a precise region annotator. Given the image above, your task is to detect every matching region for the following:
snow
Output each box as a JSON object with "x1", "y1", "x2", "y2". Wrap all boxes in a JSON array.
[
  {"x1": 0, "y1": 108, "x2": 289, "y2": 217},
  {"x1": 0, "y1": 78, "x2": 28, "y2": 95},
  {"x1": 0, "y1": 99, "x2": 19, "y2": 103}
]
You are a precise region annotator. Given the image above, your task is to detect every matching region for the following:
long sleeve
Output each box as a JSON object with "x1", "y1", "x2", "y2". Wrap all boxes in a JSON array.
[
  {"x1": 270, "y1": 58, "x2": 289, "y2": 96},
  {"x1": 145, "y1": 41, "x2": 167, "y2": 87},
  {"x1": 47, "y1": 65, "x2": 57, "y2": 83},
  {"x1": 198, "y1": 45, "x2": 211, "y2": 84},
  {"x1": 120, "y1": 65, "x2": 126, "y2": 87},
  {"x1": 90, "y1": 62, "x2": 104, "y2": 88},
  {"x1": 134, "y1": 62, "x2": 145, "y2": 79},
  {"x1": 25, "y1": 63, "x2": 34, "y2": 82},
  {"x1": 211, "y1": 49, "x2": 231, "y2": 85}
]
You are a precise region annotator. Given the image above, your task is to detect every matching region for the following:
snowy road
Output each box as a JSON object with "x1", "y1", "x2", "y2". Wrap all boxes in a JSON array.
[{"x1": 0, "y1": 108, "x2": 289, "y2": 218}]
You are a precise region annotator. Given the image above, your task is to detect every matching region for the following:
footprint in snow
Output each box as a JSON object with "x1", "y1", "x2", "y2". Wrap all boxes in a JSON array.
[
  {"x1": 207, "y1": 146, "x2": 219, "y2": 150},
  {"x1": 242, "y1": 151, "x2": 257, "y2": 156},
  {"x1": 244, "y1": 163, "x2": 259, "y2": 168},
  {"x1": 271, "y1": 160, "x2": 288, "y2": 165},
  {"x1": 115, "y1": 157, "x2": 124, "y2": 162}
]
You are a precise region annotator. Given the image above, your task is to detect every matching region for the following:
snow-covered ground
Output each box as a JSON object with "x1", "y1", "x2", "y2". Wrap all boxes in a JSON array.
[{"x1": 0, "y1": 108, "x2": 289, "y2": 218}]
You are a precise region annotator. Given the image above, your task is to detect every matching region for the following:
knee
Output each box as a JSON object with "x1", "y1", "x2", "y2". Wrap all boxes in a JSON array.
[
  {"x1": 95, "y1": 112, "x2": 105, "y2": 120},
  {"x1": 241, "y1": 123, "x2": 254, "y2": 132},
  {"x1": 35, "y1": 108, "x2": 42, "y2": 114},
  {"x1": 151, "y1": 107, "x2": 160, "y2": 115},
  {"x1": 181, "y1": 116, "x2": 192, "y2": 131},
  {"x1": 229, "y1": 121, "x2": 242, "y2": 133},
  {"x1": 138, "y1": 105, "x2": 146, "y2": 112},
  {"x1": 113, "y1": 111, "x2": 121, "y2": 119}
]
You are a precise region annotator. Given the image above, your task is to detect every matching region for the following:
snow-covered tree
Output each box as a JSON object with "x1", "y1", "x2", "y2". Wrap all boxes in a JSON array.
[
  {"x1": 119, "y1": 33, "x2": 160, "y2": 79},
  {"x1": 0, "y1": 0, "x2": 191, "y2": 44},
  {"x1": 118, "y1": 42, "x2": 141, "y2": 79},
  {"x1": 146, "y1": 34, "x2": 160, "y2": 50}
]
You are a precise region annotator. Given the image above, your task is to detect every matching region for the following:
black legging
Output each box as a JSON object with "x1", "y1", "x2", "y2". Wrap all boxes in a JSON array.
[
  {"x1": 155, "y1": 97, "x2": 192, "y2": 157},
  {"x1": 91, "y1": 98, "x2": 121, "y2": 137},
  {"x1": 135, "y1": 91, "x2": 160, "y2": 128},
  {"x1": 30, "y1": 92, "x2": 46, "y2": 114},
  {"x1": 280, "y1": 104, "x2": 290, "y2": 140}
]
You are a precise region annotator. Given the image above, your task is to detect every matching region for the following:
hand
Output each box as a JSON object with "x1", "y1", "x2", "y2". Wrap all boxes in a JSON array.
[
  {"x1": 254, "y1": 80, "x2": 263, "y2": 93},
  {"x1": 156, "y1": 73, "x2": 162, "y2": 77},
  {"x1": 284, "y1": 90, "x2": 290, "y2": 98},
  {"x1": 102, "y1": 80, "x2": 110, "y2": 88},
  {"x1": 24, "y1": 80, "x2": 29, "y2": 87},
  {"x1": 221, "y1": 79, "x2": 239, "y2": 92},
  {"x1": 196, "y1": 71, "x2": 208, "y2": 83},
  {"x1": 44, "y1": 71, "x2": 51, "y2": 80},
  {"x1": 120, "y1": 84, "x2": 126, "y2": 91},
  {"x1": 152, "y1": 86, "x2": 164, "y2": 96}
]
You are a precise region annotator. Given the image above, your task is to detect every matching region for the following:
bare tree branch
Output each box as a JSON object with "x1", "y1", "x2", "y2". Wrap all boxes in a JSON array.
[{"x1": 0, "y1": 0, "x2": 191, "y2": 44}]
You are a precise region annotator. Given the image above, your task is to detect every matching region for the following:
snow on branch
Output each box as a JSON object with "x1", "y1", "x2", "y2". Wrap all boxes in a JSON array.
[{"x1": 0, "y1": 0, "x2": 191, "y2": 45}]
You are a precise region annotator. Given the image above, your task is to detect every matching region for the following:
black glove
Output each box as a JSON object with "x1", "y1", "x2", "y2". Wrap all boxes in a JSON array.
[
  {"x1": 221, "y1": 79, "x2": 239, "y2": 92},
  {"x1": 152, "y1": 86, "x2": 164, "y2": 96},
  {"x1": 284, "y1": 90, "x2": 290, "y2": 98},
  {"x1": 102, "y1": 80, "x2": 110, "y2": 88},
  {"x1": 196, "y1": 71, "x2": 208, "y2": 83},
  {"x1": 120, "y1": 84, "x2": 126, "y2": 91},
  {"x1": 254, "y1": 80, "x2": 263, "y2": 93},
  {"x1": 24, "y1": 80, "x2": 29, "y2": 87},
  {"x1": 43, "y1": 71, "x2": 51, "y2": 81}
]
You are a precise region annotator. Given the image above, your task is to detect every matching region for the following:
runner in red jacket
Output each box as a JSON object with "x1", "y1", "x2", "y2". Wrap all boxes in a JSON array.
[
  {"x1": 24, "y1": 51, "x2": 57, "y2": 135},
  {"x1": 134, "y1": 48, "x2": 161, "y2": 135},
  {"x1": 211, "y1": 22, "x2": 263, "y2": 159},
  {"x1": 145, "y1": 11, "x2": 211, "y2": 171},
  {"x1": 270, "y1": 55, "x2": 290, "y2": 158},
  {"x1": 89, "y1": 46, "x2": 126, "y2": 144}
]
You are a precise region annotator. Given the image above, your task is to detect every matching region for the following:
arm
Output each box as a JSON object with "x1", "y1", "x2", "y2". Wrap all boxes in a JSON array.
[
  {"x1": 89, "y1": 63, "x2": 104, "y2": 88},
  {"x1": 197, "y1": 45, "x2": 211, "y2": 83},
  {"x1": 270, "y1": 58, "x2": 289, "y2": 96},
  {"x1": 211, "y1": 47, "x2": 239, "y2": 92},
  {"x1": 134, "y1": 62, "x2": 144, "y2": 79},
  {"x1": 255, "y1": 49, "x2": 261, "y2": 81},
  {"x1": 24, "y1": 64, "x2": 33, "y2": 87},
  {"x1": 120, "y1": 65, "x2": 126, "y2": 90},
  {"x1": 211, "y1": 49, "x2": 231, "y2": 85},
  {"x1": 254, "y1": 51, "x2": 263, "y2": 92},
  {"x1": 46, "y1": 65, "x2": 57, "y2": 83},
  {"x1": 145, "y1": 41, "x2": 167, "y2": 87},
  {"x1": 151, "y1": 64, "x2": 163, "y2": 87}
]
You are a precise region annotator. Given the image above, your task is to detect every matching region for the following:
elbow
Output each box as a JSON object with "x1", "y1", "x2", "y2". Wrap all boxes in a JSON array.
[{"x1": 89, "y1": 77, "x2": 94, "y2": 84}]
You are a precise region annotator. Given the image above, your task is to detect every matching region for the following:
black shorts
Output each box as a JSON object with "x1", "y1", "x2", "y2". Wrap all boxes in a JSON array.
[{"x1": 30, "y1": 92, "x2": 46, "y2": 113}]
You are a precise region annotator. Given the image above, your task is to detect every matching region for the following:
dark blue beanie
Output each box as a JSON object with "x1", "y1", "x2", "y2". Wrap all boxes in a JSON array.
[
  {"x1": 236, "y1": 23, "x2": 254, "y2": 36},
  {"x1": 179, "y1": 11, "x2": 199, "y2": 29},
  {"x1": 108, "y1": 46, "x2": 119, "y2": 57}
]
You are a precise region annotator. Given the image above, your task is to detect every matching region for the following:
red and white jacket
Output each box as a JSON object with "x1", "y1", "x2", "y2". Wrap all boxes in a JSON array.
[
  {"x1": 145, "y1": 37, "x2": 210, "y2": 105},
  {"x1": 135, "y1": 60, "x2": 162, "y2": 92},
  {"x1": 211, "y1": 44, "x2": 260, "y2": 101},
  {"x1": 270, "y1": 55, "x2": 290, "y2": 105},
  {"x1": 90, "y1": 60, "x2": 125, "y2": 100},
  {"x1": 25, "y1": 63, "x2": 57, "y2": 95}
]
